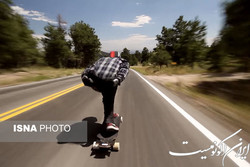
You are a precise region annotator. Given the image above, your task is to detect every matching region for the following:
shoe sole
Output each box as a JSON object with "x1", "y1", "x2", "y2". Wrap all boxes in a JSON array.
[{"x1": 107, "y1": 126, "x2": 119, "y2": 131}]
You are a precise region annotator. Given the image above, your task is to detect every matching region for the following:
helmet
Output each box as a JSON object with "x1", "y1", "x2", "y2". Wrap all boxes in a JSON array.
[{"x1": 110, "y1": 51, "x2": 120, "y2": 58}]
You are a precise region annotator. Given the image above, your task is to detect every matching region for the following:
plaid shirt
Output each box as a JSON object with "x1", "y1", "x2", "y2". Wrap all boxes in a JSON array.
[{"x1": 83, "y1": 57, "x2": 129, "y2": 83}]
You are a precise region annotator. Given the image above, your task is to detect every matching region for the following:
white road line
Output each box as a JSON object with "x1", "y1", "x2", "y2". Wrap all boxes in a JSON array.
[{"x1": 132, "y1": 69, "x2": 250, "y2": 167}]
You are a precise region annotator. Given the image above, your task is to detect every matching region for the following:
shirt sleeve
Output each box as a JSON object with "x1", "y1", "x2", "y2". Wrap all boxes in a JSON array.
[
  {"x1": 81, "y1": 64, "x2": 95, "y2": 79},
  {"x1": 117, "y1": 58, "x2": 130, "y2": 83}
]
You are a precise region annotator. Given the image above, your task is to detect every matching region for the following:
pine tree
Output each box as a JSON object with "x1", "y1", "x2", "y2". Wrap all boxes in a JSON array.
[
  {"x1": 0, "y1": 0, "x2": 39, "y2": 68},
  {"x1": 69, "y1": 21, "x2": 101, "y2": 67},
  {"x1": 42, "y1": 23, "x2": 72, "y2": 68}
]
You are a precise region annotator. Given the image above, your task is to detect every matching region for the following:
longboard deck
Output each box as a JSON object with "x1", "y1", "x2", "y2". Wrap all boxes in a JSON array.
[{"x1": 92, "y1": 115, "x2": 122, "y2": 151}]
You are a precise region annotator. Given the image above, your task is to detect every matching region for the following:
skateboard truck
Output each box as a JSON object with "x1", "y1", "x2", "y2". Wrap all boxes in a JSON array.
[
  {"x1": 92, "y1": 141, "x2": 120, "y2": 151},
  {"x1": 92, "y1": 116, "x2": 122, "y2": 151}
]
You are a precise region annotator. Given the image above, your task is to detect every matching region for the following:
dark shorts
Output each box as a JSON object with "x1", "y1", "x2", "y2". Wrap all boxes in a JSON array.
[{"x1": 87, "y1": 73, "x2": 114, "y2": 92}]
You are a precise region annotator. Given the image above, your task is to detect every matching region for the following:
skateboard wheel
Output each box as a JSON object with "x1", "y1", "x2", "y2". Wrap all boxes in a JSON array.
[
  {"x1": 92, "y1": 141, "x2": 99, "y2": 150},
  {"x1": 120, "y1": 116, "x2": 123, "y2": 123},
  {"x1": 113, "y1": 142, "x2": 120, "y2": 151}
]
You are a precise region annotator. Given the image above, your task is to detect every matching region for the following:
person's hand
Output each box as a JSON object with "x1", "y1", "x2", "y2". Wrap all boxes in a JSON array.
[
  {"x1": 82, "y1": 75, "x2": 93, "y2": 86},
  {"x1": 89, "y1": 78, "x2": 94, "y2": 84},
  {"x1": 113, "y1": 78, "x2": 120, "y2": 87},
  {"x1": 81, "y1": 75, "x2": 88, "y2": 81}
]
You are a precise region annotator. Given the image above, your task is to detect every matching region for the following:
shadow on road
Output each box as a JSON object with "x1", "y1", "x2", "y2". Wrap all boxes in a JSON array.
[
  {"x1": 90, "y1": 149, "x2": 111, "y2": 158},
  {"x1": 83, "y1": 117, "x2": 113, "y2": 159},
  {"x1": 81, "y1": 117, "x2": 102, "y2": 147},
  {"x1": 56, "y1": 116, "x2": 114, "y2": 158},
  {"x1": 56, "y1": 116, "x2": 101, "y2": 146}
]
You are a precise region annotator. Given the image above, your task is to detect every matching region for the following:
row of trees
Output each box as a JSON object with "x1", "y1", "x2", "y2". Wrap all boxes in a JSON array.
[
  {"x1": 156, "y1": 16, "x2": 207, "y2": 68},
  {"x1": 1, "y1": 0, "x2": 249, "y2": 71},
  {"x1": 120, "y1": 47, "x2": 151, "y2": 66},
  {"x1": 208, "y1": 0, "x2": 250, "y2": 71},
  {"x1": 42, "y1": 14, "x2": 209, "y2": 69},
  {"x1": 120, "y1": 46, "x2": 170, "y2": 68},
  {"x1": 42, "y1": 18, "x2": 101, "y2": 68},
  {"x1": 120, "y1": 0, "x2": 250, "y2": 72},
  {"x1": 0, "y1": 0, "x2": 101, "y2": 69}
]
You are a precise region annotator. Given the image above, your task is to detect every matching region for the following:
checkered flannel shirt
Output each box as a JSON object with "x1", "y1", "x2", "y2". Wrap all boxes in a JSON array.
[{"x1": 83, "y1": 57, "x2": 129, "y2": 83}]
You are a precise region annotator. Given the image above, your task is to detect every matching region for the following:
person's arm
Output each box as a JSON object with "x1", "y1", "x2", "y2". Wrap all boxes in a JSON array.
[
  {"x1": 116, "y1": 59, "x2": 130, "y2": 84},
  {"x1": 81, "y1": 64, "x2": 95, "y2": 86}
]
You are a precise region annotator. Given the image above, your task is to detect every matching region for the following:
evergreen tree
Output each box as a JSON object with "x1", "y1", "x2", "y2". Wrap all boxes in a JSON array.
[
  {"x1": 0, "y1": 0, "x2": 39, "y2": 68},
  {"x1": 69, "y1": 21, "x2": 101, "y2": 67},
  {"x1": 156, "y1": 16, "x2": 207, "y2": 67},
  {"x1": 42, "y1": 23, "x2": 72, "y2": 68},
  {"x1": 134, "y1": 50, "x2": 142, "y2": 63},
  {"x1": 121, "y1": 48, "x2": 130, "y2": 61},
  {"x1": 206, "y1": 38, "x2": 227, "y2": 72},
  {"x1": 221, "y1": 0, "x2": 250, "y2": 71},
  {"x1": 141, "y1": 47, "x2": 150, "y2": 64},
  {"x1": 151, "y1": 45, "x2": 171, "y2": 68}
]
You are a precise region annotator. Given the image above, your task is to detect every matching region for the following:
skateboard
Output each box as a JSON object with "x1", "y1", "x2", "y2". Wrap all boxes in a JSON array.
[{"x1": 92, "y1": 115, "x2": 123, "y2": 151}]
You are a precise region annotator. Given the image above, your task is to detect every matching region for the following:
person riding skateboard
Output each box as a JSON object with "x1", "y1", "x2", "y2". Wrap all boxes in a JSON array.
[{"x1": 81, "y1": 51, "x2": 129, "y2": 131}]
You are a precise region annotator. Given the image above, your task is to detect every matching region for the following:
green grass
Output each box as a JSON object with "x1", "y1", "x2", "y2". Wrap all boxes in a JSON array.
[
  {"x1": 190, "y1": 87, "x2": 249, "y2": 130},
  {"x1": 19, "y1": 75, "x2": 52, "y2": 82},
  {"x1": 0, "y1": 66, "x2": 83, "y2": 87},
  {"x1": 164, "y1": 81, "x2": 250, "y2": 133},
  {"x1": 132, "y1": 65, "x2": 250, "y2": 132},
  {"x1": 131, "y1": 65, "x2": 207, "y2": 75}
]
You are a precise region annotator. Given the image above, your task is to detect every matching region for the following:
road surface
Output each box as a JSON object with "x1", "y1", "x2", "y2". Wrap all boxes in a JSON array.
[{"x1": 0, "y1": 70, "x2": 249, "y2": 167}]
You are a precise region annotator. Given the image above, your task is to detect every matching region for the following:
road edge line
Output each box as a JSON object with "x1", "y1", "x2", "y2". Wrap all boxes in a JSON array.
[{"x1": 132, "y1": 69, "x2": 250, "y2": 167}]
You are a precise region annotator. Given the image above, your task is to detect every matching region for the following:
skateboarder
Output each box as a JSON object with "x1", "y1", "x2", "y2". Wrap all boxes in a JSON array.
[{"x1": 81, "y1": 51, "x2": 129, "y2": 131}]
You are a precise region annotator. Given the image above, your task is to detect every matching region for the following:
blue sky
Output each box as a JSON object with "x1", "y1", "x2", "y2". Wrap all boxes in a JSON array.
[{"x1": 11, "y1": 0, "x2": 225, "y2": 52}]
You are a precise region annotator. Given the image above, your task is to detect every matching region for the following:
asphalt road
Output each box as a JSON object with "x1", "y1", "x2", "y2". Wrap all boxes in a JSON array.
[{"x1": 0, "y1": 70, "x2": 249, "y2": 167}]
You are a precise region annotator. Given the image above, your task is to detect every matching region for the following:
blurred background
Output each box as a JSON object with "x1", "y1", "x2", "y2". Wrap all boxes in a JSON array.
[{"x1": 0, "y1": 0, "x2": 249, "y2": 132}]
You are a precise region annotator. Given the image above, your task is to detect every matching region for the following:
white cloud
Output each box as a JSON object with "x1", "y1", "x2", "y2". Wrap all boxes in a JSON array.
[
  {"x1": 11, "y1": 6, "x2": 57, "y2": 24},
  {"x1": 206, "y1": 37, "x2": 216, "y2": 46},
  {"x1": 65, "y1": 34, "x2": 72, "y2": 41},
  {"x1": 31, "y1": 16, "x2": 57, "y2": 24},
  {"x1": 32, "y1": 34, "x2": 72, "y2": 41},
  {"x1": 32, "y1": 34, "x2": 45, "y2": 39},
  {"x1": 112, "y1": 15, "x2": 152, "y2": 28},
  {"x1": 31, "y1": 34, "x2": 44, "y2": 50},
  {"x1": 136, "y1": 2, "x2": 142, "y2": 6},
  {"x1": 101, "y1": 34, "x2": 156, "y2": 52}
]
